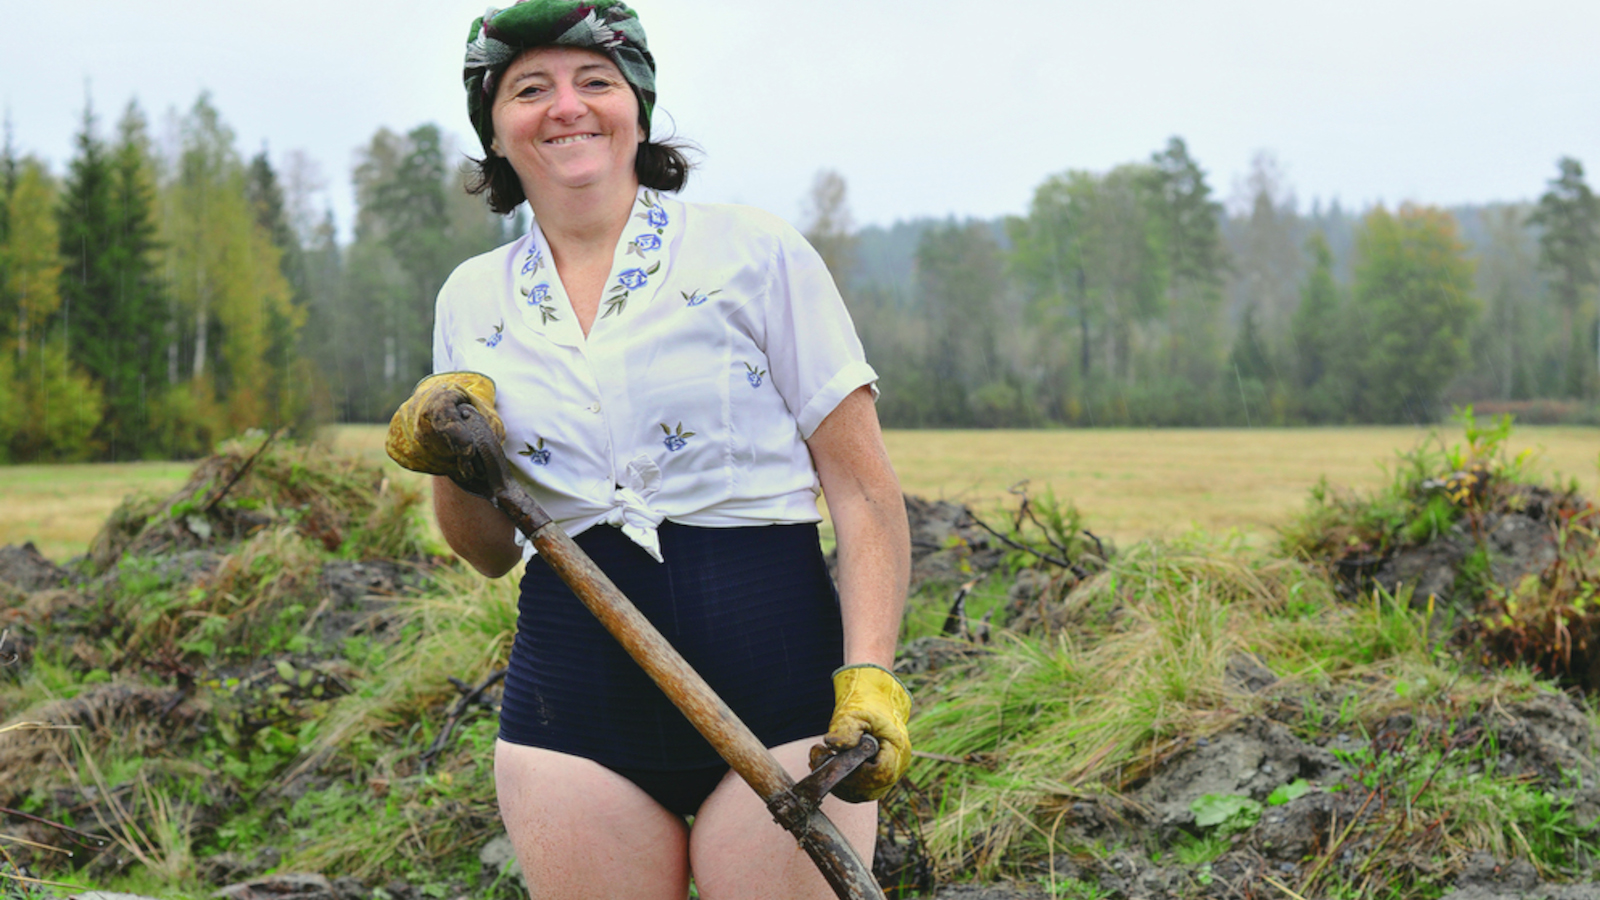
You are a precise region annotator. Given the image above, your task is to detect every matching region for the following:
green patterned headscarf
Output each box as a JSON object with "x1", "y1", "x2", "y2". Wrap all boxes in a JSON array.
[{"x1": 464, "y1": 1, "x2": 656, "y2": 155}]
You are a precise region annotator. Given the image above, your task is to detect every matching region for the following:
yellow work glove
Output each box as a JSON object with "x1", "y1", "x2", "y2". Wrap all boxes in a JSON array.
[
  {"x1": 385, "y1": 372, "x2": 506, "y2": 479},
  {"x1": 810, "y1": 663, "x2": 912, "y2": 803}
]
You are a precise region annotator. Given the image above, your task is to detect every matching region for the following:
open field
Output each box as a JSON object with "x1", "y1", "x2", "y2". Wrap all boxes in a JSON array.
[
  {"x1": 1, "y1": 424, "x2": 1595, "y2": 562},
  {"x1": 883, "y1": 425, "x2": 1600, "y2": 544},
  {"x1": 0, "y1": 460, "x2": 196, "y2": 562}
]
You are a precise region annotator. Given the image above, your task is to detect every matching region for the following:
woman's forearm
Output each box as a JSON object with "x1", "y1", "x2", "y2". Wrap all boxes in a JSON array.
[
  {"x1": 432, "y1": 475, "x2": 523, "y2": 578},
  {"x1": 808, "y1": 387, "x2": 910, "y2": 668}
]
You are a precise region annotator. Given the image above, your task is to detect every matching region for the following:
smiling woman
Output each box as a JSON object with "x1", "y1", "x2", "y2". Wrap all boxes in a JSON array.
[{"x1": 378, "y1": 2, "x2": 909, "y2": 898}]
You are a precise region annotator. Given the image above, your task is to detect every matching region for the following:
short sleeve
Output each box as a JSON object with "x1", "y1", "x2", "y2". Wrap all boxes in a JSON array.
[
  {"x1": 433, "y1": 274, "x2": 460, "y2": 375},
  {"x1": 758, "y1": 222, "x2": 878, "y2": 439}
]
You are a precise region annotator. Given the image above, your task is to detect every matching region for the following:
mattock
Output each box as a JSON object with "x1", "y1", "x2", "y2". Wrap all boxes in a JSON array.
[{"x1": 409, "y1": 394, "x2": 888, "y2": 900}]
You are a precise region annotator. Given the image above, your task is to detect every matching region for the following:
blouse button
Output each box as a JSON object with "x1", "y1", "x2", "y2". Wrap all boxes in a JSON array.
[{"x1": 587, "y1": 402, "x2": 602, "y2": 413}]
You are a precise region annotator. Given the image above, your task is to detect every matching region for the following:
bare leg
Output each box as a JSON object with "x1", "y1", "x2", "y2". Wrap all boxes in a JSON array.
[
  {"x1": 495, "y1": 739, "x2": 691, "y2": 900},
  {"x1": 688, "y1": 736, "x2": 879, "y2": 900}
]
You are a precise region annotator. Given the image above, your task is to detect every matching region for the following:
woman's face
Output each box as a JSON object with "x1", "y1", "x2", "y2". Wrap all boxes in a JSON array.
[{"x1": 490, "y1": 46, "x2": 642, "y2": 200}]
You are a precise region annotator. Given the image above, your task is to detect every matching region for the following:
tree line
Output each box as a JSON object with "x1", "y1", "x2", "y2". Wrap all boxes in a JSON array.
[
  {"x1": 2, "y1": 98, "x2": 1596, "y2": 463},
  {"x1": 0, "y1": 96, "x2": 515, "y2": 462},
  {"x1": 819, "y1": 140, "x2": 1600, "y2": 428}
]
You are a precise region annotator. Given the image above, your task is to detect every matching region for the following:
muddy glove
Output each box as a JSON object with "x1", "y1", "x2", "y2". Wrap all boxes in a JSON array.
[
  {"x1": 385, "y1": 372, "x2": 507, "y2": 496},
  {"x1": 810, "y1": 663, "x2": 912, "y2": 803}
]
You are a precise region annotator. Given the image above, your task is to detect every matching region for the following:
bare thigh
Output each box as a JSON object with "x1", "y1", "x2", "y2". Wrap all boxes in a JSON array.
[
  {"x1": 688, "y1": 736, "x2": 879, "y2": 900},
  {"x1": 495, "y1": 739, "x2": 691, "y2": 900}
]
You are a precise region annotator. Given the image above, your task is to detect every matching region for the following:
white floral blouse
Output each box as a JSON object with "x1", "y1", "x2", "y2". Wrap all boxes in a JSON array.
[{"x1": 432, "y1": 188, "x2": 878, "y2": 563}]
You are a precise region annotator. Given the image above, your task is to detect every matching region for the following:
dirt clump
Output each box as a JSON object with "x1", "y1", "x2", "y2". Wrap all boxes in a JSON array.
[
  {"x1": 0, "y1": 542, "x2": 71, "y2": 594},
  {"x1": 1131, "y1": 716, "x2": 1346, "y2": 839}
]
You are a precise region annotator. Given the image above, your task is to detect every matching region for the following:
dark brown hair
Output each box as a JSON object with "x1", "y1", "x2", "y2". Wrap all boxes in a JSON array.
[{"x1": 465, "y1": 138, "x2": 695, "y2": 215}]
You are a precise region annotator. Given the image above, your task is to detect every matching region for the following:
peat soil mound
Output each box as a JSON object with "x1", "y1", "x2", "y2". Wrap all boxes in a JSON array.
[
  {"x1": 3, "y1": 447, "x2": 1599, "y2": 899},
  {"x1": 874, "y1": 477, "x2": 1600, "y2": 898}
]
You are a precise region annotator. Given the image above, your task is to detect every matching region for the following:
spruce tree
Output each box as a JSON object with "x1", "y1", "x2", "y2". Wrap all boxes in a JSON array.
[
  {"x1": 105, "y1": 102, "x2": 171, "y2": 457},
  {"x1": 57, "y1": 100, "x2": 169, "y2": 459},
  {"x1": 57, "y1": 103, "x2": 115, "y2": 374}
]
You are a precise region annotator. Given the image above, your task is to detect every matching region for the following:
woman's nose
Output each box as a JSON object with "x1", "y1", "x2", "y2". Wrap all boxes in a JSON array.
[{"x1": 548, "y1": 82, "x2": 586, "y2": 121}]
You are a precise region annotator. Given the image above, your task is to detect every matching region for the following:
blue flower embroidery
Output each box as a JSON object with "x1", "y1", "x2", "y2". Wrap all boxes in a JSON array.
[
  {"x1": 523, "y1": 282, "x2": 559, "y2": 323},
  {"x1": 660, "y1": 422, "x2": 694, "y2": 452},
  {"x1": 744, "y1": 362, "x2": 766, "y2": 388},
  {"x1": 633, "y1": 190, "x2": 669, "y2": 233},
  {"x1": 603, "y1": 261, "x2": 661, "y2": 319},
  {"x1": 518, "y1": 438, "x2": 551, "y2": 466},
  {"x1": 682, "y1": 288, "x2": 721, "y2": 308},
  {"x1": 476, "y1": 320, "x2": 505, "y2": 349},
  {"x1": 522, "y1": 245, "x2": 545, "y2": 275},
  {"x1": 629, "y1": 233, "x2": 662, "y2": 257}
]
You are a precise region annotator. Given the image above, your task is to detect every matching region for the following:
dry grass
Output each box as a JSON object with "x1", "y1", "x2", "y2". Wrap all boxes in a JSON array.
[
  {"x1": 0, "y1": 425, "x2": 1595, "y2": 562},
  {"x1": 883, "y1": 426, "x2": 1600, "y2": 546}
]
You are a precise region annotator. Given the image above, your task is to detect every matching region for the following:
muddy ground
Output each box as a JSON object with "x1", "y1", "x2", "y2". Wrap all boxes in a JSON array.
[{"x1": 2, "y1": 457, "x2": 1599, "y2": 899}]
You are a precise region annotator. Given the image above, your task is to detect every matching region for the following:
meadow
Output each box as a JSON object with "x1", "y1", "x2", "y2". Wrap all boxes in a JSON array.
[{"x1": 1, "y1": 424, "x2": 1595, "y2": 563}]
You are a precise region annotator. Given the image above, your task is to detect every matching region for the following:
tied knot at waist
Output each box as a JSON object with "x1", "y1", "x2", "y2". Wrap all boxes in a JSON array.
[{"x1": 603, "y1": 456, "x2": 665, "y2": 562}]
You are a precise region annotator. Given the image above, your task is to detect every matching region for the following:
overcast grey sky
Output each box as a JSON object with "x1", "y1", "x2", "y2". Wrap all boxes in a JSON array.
[{"x1": 3, "y1": 0, "x2": 1597, "y2": 237}]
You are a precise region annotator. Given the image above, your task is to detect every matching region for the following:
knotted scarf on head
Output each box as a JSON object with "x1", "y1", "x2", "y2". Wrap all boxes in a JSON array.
[{"x1": 464, "y1": 1, "x2": 656, "y2": 155}]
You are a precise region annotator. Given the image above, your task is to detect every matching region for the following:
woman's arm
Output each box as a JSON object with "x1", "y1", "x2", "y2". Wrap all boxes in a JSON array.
[
  {"x1": 433, "y1": 475, "x2": 523, "y2": 578},
  {"x1": 806, "y1": 385, "x2": 910, "y2": 668}
]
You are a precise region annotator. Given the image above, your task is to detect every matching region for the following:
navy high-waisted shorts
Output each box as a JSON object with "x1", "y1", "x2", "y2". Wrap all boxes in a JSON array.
[{"x1": 499, "y1": 521, "x2": 842, "y2": 813}]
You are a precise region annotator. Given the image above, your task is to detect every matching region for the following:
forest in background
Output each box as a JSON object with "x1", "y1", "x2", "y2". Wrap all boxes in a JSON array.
[{"x1": 1, "y1": 93, "x2": 1598, "y2": 462}]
